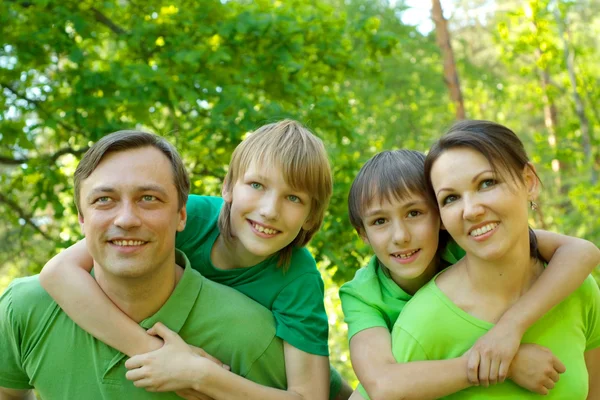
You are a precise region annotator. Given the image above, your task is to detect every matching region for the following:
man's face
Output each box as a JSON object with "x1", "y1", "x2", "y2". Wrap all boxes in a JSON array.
[{"x1": 78, "y1": 146, "x2": 186, "y2": 279}]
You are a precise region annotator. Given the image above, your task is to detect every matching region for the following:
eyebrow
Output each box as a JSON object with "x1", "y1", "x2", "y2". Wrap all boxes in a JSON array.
[
  {"x1": 435, "y1": 169, "x2": 494, "y2": 197},
  {"x1": 363, "y1": 200, "x2": 424, "y2": 218},
  {"x1": 86, "y1": 184, "x2": 169, "y2": 200}
]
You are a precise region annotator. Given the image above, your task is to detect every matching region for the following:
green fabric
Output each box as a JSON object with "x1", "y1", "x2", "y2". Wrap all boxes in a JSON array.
[
  {"x1": 440, "y1": 239, "x2": 465, "y2": 264},
  {"x1": 0, "y1": 251, "x2": 287, "y2": 398},
  {"x1": 176, "y1": 195, "x2": 329, "y2": 357},
  {"x1": 392, "y1": 274, "x2": 600, "y2": 399},
  {"x1": 340, "y1": 255, "x2": 412, "y2": 341}
]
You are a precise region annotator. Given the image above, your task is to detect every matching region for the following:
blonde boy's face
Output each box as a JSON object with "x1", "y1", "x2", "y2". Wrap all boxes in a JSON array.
[
  {"x1": 223, "y1": 161, "x2": 313, "y2": 265},
  {"x1": 360, "y1": 192, "x2": 440, "y2": 292}
]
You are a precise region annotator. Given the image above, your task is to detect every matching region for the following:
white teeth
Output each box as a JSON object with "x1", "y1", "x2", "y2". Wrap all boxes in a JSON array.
[
  {"x1": 470, "y1": 223, "x2": 499, "y2": 237},
  {"x1": 253, "y1": 223, "x2": 278, "y2": 235},
  {"x1": 112, "y1": 240, "x2": 145, "y2": 246},
  {"x1": 394, "y1": 250, "x2": 418, "y2": 259}
]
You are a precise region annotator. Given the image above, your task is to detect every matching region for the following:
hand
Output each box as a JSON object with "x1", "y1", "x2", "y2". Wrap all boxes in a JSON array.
[
  {"x1": 509, "y1": 343, "x2": 566, "y2": 395},
  {"x1": 124, "y1": 322, "x2": 226, "y2": 392},
  {"x1": 467, "y1": 322, "x2": 521, "y2": 386},
  {"x1": 175, "y1": 388, "x2": 215, "y2": 400}
]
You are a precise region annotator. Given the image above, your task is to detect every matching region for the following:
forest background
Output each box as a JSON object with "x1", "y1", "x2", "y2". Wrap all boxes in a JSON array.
[{"x1": 1, "y1": 0, "x2": 599, "y2": 387}]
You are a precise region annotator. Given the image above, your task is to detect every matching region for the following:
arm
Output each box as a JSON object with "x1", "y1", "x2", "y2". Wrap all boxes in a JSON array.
[
  {"x1": 38, "y1": 239, "x2": 162, "y2": 356},
  {"x1": 466, "y1": 230, "x2": 600, "y2": 385},
  {"x1": 126, "y1": 323, "x2": 328, "y2": 400},
  {"x1": 350, "y1": 327, "x2": 471, "y2": 400},
  {"x1": 585, "y1": 347, "x2": 600, "y2": 399},
  {"x1": 0, "y1": 388, "x2": 35, "y2": 400}
]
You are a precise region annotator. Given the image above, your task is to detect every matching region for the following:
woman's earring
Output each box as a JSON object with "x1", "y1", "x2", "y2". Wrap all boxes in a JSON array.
[{"x1": 530, "y1": 200, "x2": 538, "y2": 211}]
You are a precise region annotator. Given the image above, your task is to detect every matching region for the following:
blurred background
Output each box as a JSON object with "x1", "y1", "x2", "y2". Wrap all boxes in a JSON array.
[{"x1": 1, "y1": 0, "x2": 599, "y2": 386}]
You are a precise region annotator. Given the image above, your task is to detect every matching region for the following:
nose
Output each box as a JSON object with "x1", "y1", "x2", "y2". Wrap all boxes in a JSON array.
[
  {"x1": 462, "y1": 193, "x2": 484, "y2": 221},
  {"x1": 392, "y1": 220, "x2": 411, "y2": 245},
  {"x1": 259, "y1": 192, "x2": 280, "y2": 221},
  {"x1": 113, "y1": 201, "x2": 142, "y2": 230}
]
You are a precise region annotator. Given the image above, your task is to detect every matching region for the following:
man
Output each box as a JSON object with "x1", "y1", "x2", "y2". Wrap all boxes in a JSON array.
[{"x1": 0, "y1": 131, "x2": 286, "y2": 399}]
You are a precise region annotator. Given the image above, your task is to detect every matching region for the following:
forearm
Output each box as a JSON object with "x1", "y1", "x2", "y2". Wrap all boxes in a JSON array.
[
  {"x1": 193, "y1": 364, "x2": 304, "y2": 400},
  {"x1": 499, "y1": 239, "x2": 600, "y2": 334},
  {"x1": 40, "y1": 264, "x2": 160, "y2": 356},
  {"x1": 361, "y1": 357, "x2": 471, "y2": 400}
]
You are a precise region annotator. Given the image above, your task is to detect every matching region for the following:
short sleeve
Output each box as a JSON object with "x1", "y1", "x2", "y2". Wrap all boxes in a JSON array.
[
  {"x1": 272, "y1": 273, "x2": 329, "y2": 356},
  {"x1": 584, "y1": 276, "x2": 600, "y2": 351},
  {"x1": 0, "y1": 284, "x2": 33, "y2": 389},
  {"x1": 391, "y1": 327, "x2": 429, "y2": 363},
  {"x1": 339, "y1": 289, "x2": 388, "y2": 341}
]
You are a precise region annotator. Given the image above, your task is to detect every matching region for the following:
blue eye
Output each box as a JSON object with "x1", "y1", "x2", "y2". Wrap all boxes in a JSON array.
[
  {"x1": 250, "y1": 182, "x2": 263, "y2": 190},
  {"x1": 94, "y1": 196, "x2": 111, "y2": 204},
  {"x1": 142, "y1": 195, "x2": 157, "y2": 201},
  {"x1": 442, "y1": 194, "x2": 459, "y2": 206},
  {"x1": 288, "y1": 195, "x2": 301, "y2": 203},
  {"x1": 480, "y1": 179, "x2": 497, "y2": 189}
]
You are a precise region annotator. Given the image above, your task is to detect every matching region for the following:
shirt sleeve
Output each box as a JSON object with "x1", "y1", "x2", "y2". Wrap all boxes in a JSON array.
[
  {"x1": 584, "y1": 276, "x2": 600, "y2": 351},
  {"x1": 0, "y1": 283, "x2": 33, "y2": 390},
  {"x1": 339, "y1": 288, "x2": 388, "y2": 341},
  {"x1": 272, "y1": 273, "x2": 329, "y2": 356},
  {"x1": 391, "y1": 327, "x2": 429, "y2": 363}
]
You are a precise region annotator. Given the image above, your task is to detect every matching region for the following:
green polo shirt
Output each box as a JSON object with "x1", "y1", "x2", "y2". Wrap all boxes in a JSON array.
[{"x1": 0, "y1": 251, "x2": 286, "y2": 399}]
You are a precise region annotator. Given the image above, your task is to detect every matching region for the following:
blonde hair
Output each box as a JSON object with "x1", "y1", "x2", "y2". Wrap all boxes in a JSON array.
[{"x1": 218, "y1": 119, "x2": 333, "y2": 269}]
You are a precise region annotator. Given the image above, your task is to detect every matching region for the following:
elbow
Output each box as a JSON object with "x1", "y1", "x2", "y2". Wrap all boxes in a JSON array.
[
  {"x1": 367, "y1": 381, "x2": 409, "y2": 400},
  {"x1": 38, "y1": 257, "x2": 61, "y2": 291}
]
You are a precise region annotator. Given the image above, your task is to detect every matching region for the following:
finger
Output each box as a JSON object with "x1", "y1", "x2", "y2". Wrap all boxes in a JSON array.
[
  {"x1": 498, "y1": 360, "x2": 510, "y2": 383},
  {"x1": 133, "y1": 378, "x2": 153, "y2": 388},
  {"x1": 125, "y1": 367, "x2": 147, "y2": 381},
  {"x1": 478, "y1": 354, "x2": 491, "y2": 387},
  {"x1": 190, "y1": 345, "x2": 228, "y2": 369},
  {"x1": 488, "y1": 358, "x2": 500, "y2": 385},
  {"x1": 467, "y1": 350, "x2": 480, "y2": 385},
  {"x1": 543, "y1": 378, "x2": 556, "y2": 391},
  {"x1": 125, "y1": 355, "x2": 146, "y2": 370},
  {"x1": 553, "y1": 358, "x2": 566, "y2": 374},
  {"x1": 548, "y1": 369, "x2": 560, "y2": 383},
  {"x1": 534, "y1": 385, "x2": 549, "y2": 396},
  {"x1": 148, "y1": 322, "x2": 175, "y2": 340}
]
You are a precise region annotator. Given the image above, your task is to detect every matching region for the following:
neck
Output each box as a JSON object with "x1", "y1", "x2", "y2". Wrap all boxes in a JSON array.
[
  {"x1": 211, "y1": 234, "x2": 267, "y2": 270},
  {"x1": 389, "y1": 259, "x2": 438, "y2": 296},
  {"x1": 463, "y1": 233, "x2": 543, "y2": 302},
  {"x1": 94, "y1": 261, "x2": 184, "y2": 323}
]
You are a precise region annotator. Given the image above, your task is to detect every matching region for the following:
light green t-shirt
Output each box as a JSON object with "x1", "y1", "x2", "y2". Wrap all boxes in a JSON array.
[
  {"x1": 0, "y1": 251, "x2": 286, "y2": 398},
  {"x1": 392, "y1": 274, "x2": 600, "y2": 399},
  {"x1": 339, "y1": 242, "x2": 465, "y2": 398}
]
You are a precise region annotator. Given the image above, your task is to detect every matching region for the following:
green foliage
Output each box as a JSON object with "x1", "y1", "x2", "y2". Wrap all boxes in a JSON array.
[{"x1": 1, "y1": 0, "x2": 599, "y2": 386}]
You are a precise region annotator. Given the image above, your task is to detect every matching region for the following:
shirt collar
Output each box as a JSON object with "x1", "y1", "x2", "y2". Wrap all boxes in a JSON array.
[{"x1": 139, "y1": 250, "x2": 203, "y2": 333}]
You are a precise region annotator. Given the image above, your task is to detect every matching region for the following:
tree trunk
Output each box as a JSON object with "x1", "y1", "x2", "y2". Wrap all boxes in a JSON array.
[
  {"x1": 553, "y1": 5, "x2": 597, "y2": 183},
  {"x1": 431, "y1": 0, "x2": 466, "y2": 120}
]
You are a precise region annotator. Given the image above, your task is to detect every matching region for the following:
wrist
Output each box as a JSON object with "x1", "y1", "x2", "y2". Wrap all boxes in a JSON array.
[
  {"x1": 189, "y1": 355, "x2": 215, "y2": 392},
  {"x1": 496, "y1": 313, "x2": 528, "y2": 337}
]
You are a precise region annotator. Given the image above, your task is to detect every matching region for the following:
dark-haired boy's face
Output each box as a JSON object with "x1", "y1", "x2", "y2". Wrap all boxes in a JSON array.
[{"x1": 360, "y1": 192, "x2": 440, "y2": 293}]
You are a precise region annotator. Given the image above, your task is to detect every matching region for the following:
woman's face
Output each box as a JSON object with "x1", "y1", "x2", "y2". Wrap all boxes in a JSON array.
[{"x1": 429, "y1": 147, "x2": 537, "y2": 262}]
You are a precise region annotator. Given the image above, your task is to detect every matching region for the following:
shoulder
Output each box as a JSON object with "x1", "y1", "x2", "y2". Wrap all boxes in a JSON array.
[
  {"x1": 339, "y1": 256, "x2": 380, "y2": 298},
  {"x1": 186, "y1": 195, "x2": 224, "y2": 217},
  {"x1": 273, "y1": 247, "x2": 323, "y2": 289},
  {"x1": 0, "y1": 275, "x2": 56, "y2": 331}
]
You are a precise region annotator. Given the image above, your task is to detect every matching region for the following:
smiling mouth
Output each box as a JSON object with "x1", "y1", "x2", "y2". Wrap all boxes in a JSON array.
[
  {"x1": 110, "y1": 240, "x2": 147, "y2": 246},
  {"x1": 249, "y1": 221, "x2": 280, "y2": 235},
  {"x1": 469, "y1": 223, "x2": 499, "y2": 237},
  {"x1": 392, "y1": 249, "x2": 420, "y2": 259}
]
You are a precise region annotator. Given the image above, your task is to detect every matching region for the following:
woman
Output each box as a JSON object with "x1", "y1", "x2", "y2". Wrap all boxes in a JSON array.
[{"x1": 390, "y1": 120, "x2": 600, "y2": 399}]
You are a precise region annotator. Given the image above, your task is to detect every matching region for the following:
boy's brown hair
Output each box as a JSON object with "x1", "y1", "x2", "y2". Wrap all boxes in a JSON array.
[{"x1": 218, "y1": 120, "x2": 333, "y2": 269}]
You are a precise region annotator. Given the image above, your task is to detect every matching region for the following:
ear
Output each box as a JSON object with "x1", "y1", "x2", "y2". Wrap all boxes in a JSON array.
[
  {"x1": 78, "y1": 213, "x2": 85, "y2": 231},
  {"x1": 222, "y1": 182, "x2": 233, "y2": 203},
  {"x1": 358, "y1": 228, "x2": 370, "y2": 245},
  {"x1": 523, "y1": 162, "x2": 540, "y2": 201},
  {"x1": 177, "y1": 204, "x2": 187, "y2": 232}
]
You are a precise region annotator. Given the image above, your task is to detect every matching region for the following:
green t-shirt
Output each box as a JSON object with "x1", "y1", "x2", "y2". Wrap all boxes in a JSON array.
[
  {"x1": 0, "y1": 251, "x2": 286, "y2": 398},
  {"x1": 339, "y1": 241, "x2": 465, "y2": 399},
  {"x1": 176, "y1": 195, "x2": 329, "y2": 357},
  {"x1": 392, "y1": 274, "x2": 600, "y2": 399}
]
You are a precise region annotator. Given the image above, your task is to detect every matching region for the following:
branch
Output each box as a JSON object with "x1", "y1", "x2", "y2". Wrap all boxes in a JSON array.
[
  {"x1": 0, "y1": 193, "x2": 55, "y2": 242},
  {"x1": 0, "y1": 146, "x2": 89, "y2": 166},
  {"x1": 89, "y1": 7, "x2": 127, "y2": 35}
]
